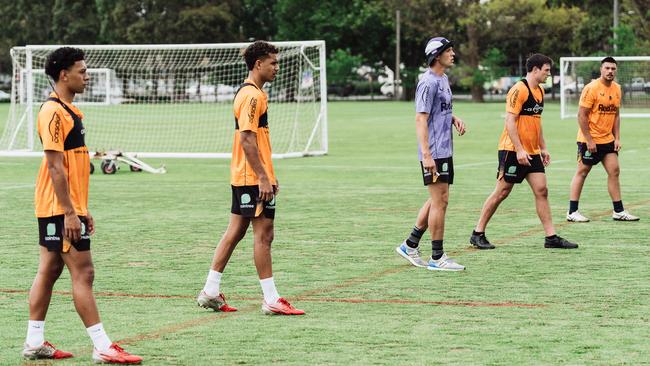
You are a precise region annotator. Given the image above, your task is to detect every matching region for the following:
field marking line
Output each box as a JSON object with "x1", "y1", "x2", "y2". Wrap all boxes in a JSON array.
[
  {"x1": 5, "y1": 199, "x2": 648, "y2": 350},
  {"x1": 0, "y1": 184, "x2": 34, "y2": 190}
]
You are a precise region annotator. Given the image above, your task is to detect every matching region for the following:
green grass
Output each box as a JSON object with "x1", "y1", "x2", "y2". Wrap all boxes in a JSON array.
[{"x1": 1, "y1": 101, "x2": 649, "y2": 365}]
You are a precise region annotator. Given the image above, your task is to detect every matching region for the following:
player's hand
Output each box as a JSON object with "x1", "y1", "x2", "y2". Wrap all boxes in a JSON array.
[
  {"x1": 86, "y1": 211, "x2": 95, "y2": 235},
  {"x1": 273, "y1": 180, "x2": 280, "y2": 196},
  {"x1": 452, "y1": 117, "x2": 466, "y2": 136},
  {"x1": 258, "y1": 176, "x2": 274, "y2": 202},
  {"x1": 541, "y1": 149, "x2": 551, "y2": 167},
  {"x1": 587, "y1": 140, "x2": 597, "y2": 153},
  {"x1": 422, "y1": 155, "x2": 437, "y2": 174},
  {"x1": 64, "y1": 212, "x2": 82, "y2": 242},
  {"x1": 516, "y1": 149, "x2": 532, "y2": 166},
  {"x1": 614, "y1": 139, "x2": 621, "y2": 152}
]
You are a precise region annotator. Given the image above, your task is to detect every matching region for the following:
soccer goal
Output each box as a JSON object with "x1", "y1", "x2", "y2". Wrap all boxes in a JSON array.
[
  {"x1": 560, "y1": 56, "x2": 650, "y2": 119},
  {"x1": 0, "y1": 41, "x2": 328, "y2": 158}
]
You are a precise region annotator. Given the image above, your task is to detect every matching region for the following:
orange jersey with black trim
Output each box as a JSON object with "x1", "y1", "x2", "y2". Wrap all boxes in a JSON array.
[
  {"x1": 498, "y1": 80, "x2": 544, "y2": 155},
  {"x1": 230, "y1": 79, "x2": 276, "y2": 186},
  {"x1": 34, "y1": 93, "x2": 90, "y2": 218},
  {"x1": 577, "y1": 79, "x2": 620, "y2": 144}
]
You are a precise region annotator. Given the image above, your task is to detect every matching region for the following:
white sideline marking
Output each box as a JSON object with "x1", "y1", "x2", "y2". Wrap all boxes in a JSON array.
[{"x1": 0, "y1": 184, "x2": 34, "y2": 190}]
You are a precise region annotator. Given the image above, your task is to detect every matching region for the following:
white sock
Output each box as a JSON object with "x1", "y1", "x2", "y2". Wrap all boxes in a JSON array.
[
  {"x1": 26, "y1": 320, "x2": 45, "y2": 348},
  {"x1": 203, "y1": 270, "x2": 223, "y2": 297},
  {"x1": 86, "y1": 323, "x2": 112, "y2": 352},
  {"x1": 259, "y1": 277, "x2": 280, "y2": 304}
]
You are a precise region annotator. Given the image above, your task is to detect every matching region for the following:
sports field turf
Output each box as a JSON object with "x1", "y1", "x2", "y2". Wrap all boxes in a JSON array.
[{"x1": 0, "y1": 101, "x2": 649, "y2": 365}]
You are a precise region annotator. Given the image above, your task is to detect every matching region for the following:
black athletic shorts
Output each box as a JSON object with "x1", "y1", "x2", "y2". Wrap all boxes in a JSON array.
[
  {"x1": 231, "y1": 185, "x2": 276, "y2": 219},
  {"x1": 497, "y1": 150, "x2": 545, "y2": 184},
  {"x1": 577, "y1": 141, "x2": 617, "y2": 166},
  {"x1": 38, "y1": 215, "x2": 90, "y2": 252},
  {"x1": 421, "y1": 157, "x2": 454, "y2": 185}
]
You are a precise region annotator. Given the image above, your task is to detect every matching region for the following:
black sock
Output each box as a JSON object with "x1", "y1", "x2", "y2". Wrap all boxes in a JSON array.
[
  {"x1": 569, "y1": 200, "x2": 579, "y2": 214},
  {"x1": 613, "y1": 200, "x2": 624, "y2": 213},
  {"x1": 545, "y1": 235, "x2": 558, "y2": 241},
  {"x1": 431, "y1": 240, "x2": 443, "y2": 260},
  {"x1": 472, "y1": 230, "x2": 485, "y2": 237},
  {"x1": 405, "y1": 226, "x2": 425, "y2": 248}
]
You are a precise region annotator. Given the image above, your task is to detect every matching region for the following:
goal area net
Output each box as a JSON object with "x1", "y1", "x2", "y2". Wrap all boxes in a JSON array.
[
  {"x1": 560, "y1": 56, "x2": 650, "y2": 119},
  {"x1": 0, "y1": 41, "x2": 328, "y2": 158}
]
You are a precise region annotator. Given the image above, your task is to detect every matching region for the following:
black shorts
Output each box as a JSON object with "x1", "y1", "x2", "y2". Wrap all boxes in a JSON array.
[
  {"x1": 38, "y1": 215, "x2": 90, "y2": 252},
  {"x1": 577, "y1": 141, "x2": 617, "y2": 166},
  {"x1": 497, "y1": 150, "x2": 545, "y2": 184},
  {"x1": 420, "y1": 157, "x2": 454, "y2": 185},
  {"x1": 231, "y1": 185, "x2": 276, "y2": 219}
]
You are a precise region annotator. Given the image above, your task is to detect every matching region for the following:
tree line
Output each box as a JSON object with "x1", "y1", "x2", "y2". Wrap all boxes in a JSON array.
[{"x1": 1, "y1": 0, "x2": 648, "y2": 101}]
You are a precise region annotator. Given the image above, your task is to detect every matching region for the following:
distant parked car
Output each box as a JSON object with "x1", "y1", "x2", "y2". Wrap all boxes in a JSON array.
[
  {"x1": 0, "y1": 90, "x2": 10, "y2": 102},
  {"x1": 380, "y1": 82, "x2": 402, "y2": 98},
  {"x1": 564, "y1": 77, "x2": 585, "y2": 94},
  {"x1": 624, "y1": 77, "x2": 645, "y2": 92}
]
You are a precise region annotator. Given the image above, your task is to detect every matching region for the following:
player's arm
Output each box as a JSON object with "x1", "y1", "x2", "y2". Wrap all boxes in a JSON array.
[
  {"x1": 613, "y1": 109, "x2": 621, "y2": 151},
  {"x1": 451, "y1": 115, "x2": 466, "y2": 136},
  {"x1": 504, "y1": 112, "x2": 531, "y2": 166},
  {"x1": 240, "y1": 131, "x2": 273, "y2": 202},
  {"x1": 538, "y1": 123, "x2": 550, "y2": 166},
  {"x1": 416, "y1": 112, "x2": 436, "y2": 173},
  {"x1": 577, "y1": 106, "x2": 596, "y2": 153},
  {"x1": 44, "y1": 150, "x2": 82, "y2": 242}
]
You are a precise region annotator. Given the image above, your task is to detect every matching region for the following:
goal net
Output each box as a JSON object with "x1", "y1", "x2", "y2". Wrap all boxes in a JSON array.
[
  {"x1": 560, "y1": 56, "x2": 650, "y2": 119},
  {"x1": 0, "y1": 41, "x2": 328, "y2": 158}
]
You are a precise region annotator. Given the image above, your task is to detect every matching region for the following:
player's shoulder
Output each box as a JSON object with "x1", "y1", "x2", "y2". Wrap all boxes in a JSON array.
[
  {"x1": 39, "y1": 99, "x2": 63, "y2": 118},
  {"x1": 508, "y1": 80, "x2": 527, "y2": 95}
]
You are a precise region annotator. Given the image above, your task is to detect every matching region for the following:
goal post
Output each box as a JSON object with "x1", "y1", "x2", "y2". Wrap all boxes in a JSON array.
[
  {"x1": 560, "y1": 56, "x2": 650, "y2": 119},
  {"x1": 0, "y1": 41, "x2": 328, "y2": 158}
]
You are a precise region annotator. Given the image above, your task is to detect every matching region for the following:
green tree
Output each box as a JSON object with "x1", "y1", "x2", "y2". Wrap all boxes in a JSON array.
[{"x1": 51, "y1": 0, "x2": 99, "y2": 44}]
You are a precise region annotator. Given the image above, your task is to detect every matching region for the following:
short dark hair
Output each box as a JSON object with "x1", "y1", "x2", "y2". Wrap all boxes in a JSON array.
[
  {"x1": 45, "y1": 47, "x2": 85, "y2": 82},
  {"x1": 243, "y1": 41, "x2": 279, "y2": 71},
  {"x1": 526, "y1": 53, "x2": 553, "y2": 72},
  {"x1": 601, "y1": 56, "x2": 617, "y2": 65}
]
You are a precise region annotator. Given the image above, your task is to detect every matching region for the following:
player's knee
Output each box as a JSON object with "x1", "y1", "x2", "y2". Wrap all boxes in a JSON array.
[
  {"x1": 534, "y1": 186, "x2": 548, "y2": 198},
  {"x1": 39, "y1": 263, "x2": 64, "y2": 283},
  {"x1": 608, "y1": 167, "x2": 620, "y2": 178},
  {"x1": 74, "y1": 265, "x2": 95, "y2": 285},
  {"x1": 263, "y1": 231, "x2": 274, "y2": 245},
  {"x1": 497, "y1": 187, "x2": 512, "y2": 201}
]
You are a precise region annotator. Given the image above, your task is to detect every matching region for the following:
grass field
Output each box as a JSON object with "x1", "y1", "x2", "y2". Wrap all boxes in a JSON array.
[{"x1": 1, "y1": 101, "x2": 649, "y2": 365}]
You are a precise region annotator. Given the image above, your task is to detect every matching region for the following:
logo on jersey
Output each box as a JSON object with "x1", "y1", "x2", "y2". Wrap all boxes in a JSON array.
[
  {"x1": 44, "y1": 222, "x2": 60, "y2": 241},
  {"x1": 510, "y1": 89, "x2": 519, "y2": 108},
  {"x1": 523, "y1": 103, "x2": 543, "y2": 114},
  {"x1": 241, "y1": 193, "x2": 251, "y2": 204},
  {"x1": 506, "y1": 166, "x2": 517, "y2": 176},
  {"x1": 248, "y1": 97, "x2": 257, "y2": 122},
  {"x1": 47, "y1": 223, "x2": 56, "y2": 236},
  {"x1": 48, "y1": 114, "x2": 62, "y2": 143},
  {"x1": 597, "y1": 104, "x2": 618, "y2": 113},
  {"x1": 442, "y1": 162, "x2": 449, "y2": 172}
]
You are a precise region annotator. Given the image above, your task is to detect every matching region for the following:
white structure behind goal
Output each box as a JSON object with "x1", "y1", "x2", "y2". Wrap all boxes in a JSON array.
[
  {"x1": 560, "y1": 56, "x2": 650, "y2": 119},
  {"x1": 0, "y1": 41, "x2": 328, "y2": 158}
]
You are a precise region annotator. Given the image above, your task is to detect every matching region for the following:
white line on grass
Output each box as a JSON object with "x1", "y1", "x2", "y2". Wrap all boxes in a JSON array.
[{"x1": 0, "y1": 184, "x2": 34, "y2": 190}]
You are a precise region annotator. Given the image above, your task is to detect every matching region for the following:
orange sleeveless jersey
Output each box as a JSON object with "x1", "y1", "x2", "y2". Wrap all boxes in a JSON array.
[
  {"x1": 230, "y1": 79, "x2": 276, "y2": 186},
  {"x1": 34, "y1": 93, "x2": 90, "y2": 218},
  {"x1": 577, "y1": 79, "x2": 620, "y2": 144},
  {"x1": 498, "y1": 81, "x2": 544, "y2": 155}
]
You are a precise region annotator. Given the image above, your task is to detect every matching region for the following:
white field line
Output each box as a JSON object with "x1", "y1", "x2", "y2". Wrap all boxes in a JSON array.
[{"x1": 0, "y1": 184, "x2": 34, "y2": 190}]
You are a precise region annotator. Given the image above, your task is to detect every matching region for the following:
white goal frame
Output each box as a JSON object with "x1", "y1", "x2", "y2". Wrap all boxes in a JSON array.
[
  {"x1": 0, "y1": 41, "x2": 328, "y2": 158},
  {"x1": 560, "y1": 56, "x2": 650, "y2": 119}
]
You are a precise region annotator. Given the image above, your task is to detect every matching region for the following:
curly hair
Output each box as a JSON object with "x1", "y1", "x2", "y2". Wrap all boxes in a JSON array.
[
  {"x1": 45, "y1": 47, "x2": 85, "y2": 82},
  {"x1": 243, "y1": 41, "x2": 279, "y2": 70}
]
